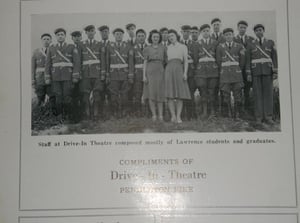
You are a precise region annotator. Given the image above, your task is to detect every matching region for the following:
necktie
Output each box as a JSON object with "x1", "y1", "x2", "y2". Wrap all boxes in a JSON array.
[
  {"x1": 141, "y1": 44, "x2": 144, "y2": 51},
  {"x1": 45, "y1": 48, "x2": 47, "y2": 54},
  {"x1": 259, "y1": 38, "x2": 262, "y2": 46},
  {"x1": 216, "y1": 33, "x2": 219, "y2": 40},
  {"x1": 131, "y1": 39, "x2": 134, "y2": 45},
  {"x1": 90, "y1": 40, "x2": 92, "y2": 47},
  {"x1": 241, "y1": 36, "x2": 244, "y2": 45},
  {"x1": 185, "y1": 41, "x2": 187, "y2": 46},
  {"x1": 228, "y1": 43, "x2": 231, "y2": 50}
]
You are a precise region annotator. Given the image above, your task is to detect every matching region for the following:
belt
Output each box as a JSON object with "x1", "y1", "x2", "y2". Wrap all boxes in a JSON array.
[
  {"x1": 52, "y1": 62, "x2": 73, "y2": 67},
  {"x1": 251, "y1": 58, "x2": 273, "y2": 64},
  {"x1": 134, "y1": 64, "x2": 143, "y2": 69},
  {"x1": 83, "y1": 59, "x2": 100, "y2": 66},
  {"x1": 35, "y1": 67, "x2": 45, "y2": 72},
  {"x1": 110, "y1": 64, "x2": 128, "y2": 69},
  {"x1": 221, "y1": 61, "x2": 239, "y2": 67},
  {"x1": 198, "y1": 57, "x2": 216, "y2": 63}
]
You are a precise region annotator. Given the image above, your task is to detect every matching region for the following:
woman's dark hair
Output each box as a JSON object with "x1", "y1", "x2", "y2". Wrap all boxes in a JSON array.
[
  {"x1": 148, "y1": 29, "x2": 162, "y2": 44},
  {"x1": 168, "y1": 29, "x2": 180, "y2": 41}
]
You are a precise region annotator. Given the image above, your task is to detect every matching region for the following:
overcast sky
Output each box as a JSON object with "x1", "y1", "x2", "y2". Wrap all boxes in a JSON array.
[{"x1": 31, "y1": 11, "x2": 276, "y2": 50}]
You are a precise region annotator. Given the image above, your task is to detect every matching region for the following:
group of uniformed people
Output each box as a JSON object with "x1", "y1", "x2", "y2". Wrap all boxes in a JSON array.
[{"x1": 32, "y1": 18, "x2": 278, "y2": 125}]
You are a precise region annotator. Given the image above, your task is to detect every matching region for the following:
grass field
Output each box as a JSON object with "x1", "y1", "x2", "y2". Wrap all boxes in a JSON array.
[{"x1": 32, "y1": 106, "x2": 280, "y2": 135}]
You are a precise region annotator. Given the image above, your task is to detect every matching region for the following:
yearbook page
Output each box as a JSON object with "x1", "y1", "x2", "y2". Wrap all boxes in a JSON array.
[{"x1": 0, "y1": 0, "x2": 300, "y2": 222}]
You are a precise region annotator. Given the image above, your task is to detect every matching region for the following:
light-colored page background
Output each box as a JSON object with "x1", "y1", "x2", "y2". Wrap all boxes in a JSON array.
[
  {"x1": 161, "y1": 214, "x2": 298, "y2": 223},
  {"x1": 0, "y1": 0, "x2": 300, "y2": 222},
  {"x1": 20, "y1": 0, "x2": 295, "y2": 210}
]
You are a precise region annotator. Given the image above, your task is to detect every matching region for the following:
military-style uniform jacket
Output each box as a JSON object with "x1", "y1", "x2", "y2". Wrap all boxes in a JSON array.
[
  {"x1": 195, "y1": 38, "x2": 219, "y2": 78},
  {"x1": 45, "y1": 42, "x2": 80, "y2": 82},
  {"x1": 246, "y1": 38, "x2": 278, "y2": 76},
  {"x1": 106, "y1": 41, "x2": 134, "y2": 81},
  {"x1": 180, "y1": 39, "x2": 198, "y2": 77},
  {"x1": 216, "y1": 41, "x2": 246, "y2": 84},
  {"x1": 233, "y1": 34, "x2": 254, "y2": 48},
  {"x1": 133, "y1": 43, "x2": 147, "y2": 81},
  {"x1": 210, "y1": 32, "x2": 226, "y2": 44},
  {"x1": 81, "y1": 39, "x2": 105, "y2": 79},
  {"x1": 73, "y1": 42, "x2": 83, "y2": 65},
  {"x1": 99, "y1": 40, "x2": 110, "y2": 73},
  {"x1": 127, "y1": 38, "x2": 137, "y2": 47},
  {"x1": 32, "y1": 47, "x2": 47, "y2": 86}
]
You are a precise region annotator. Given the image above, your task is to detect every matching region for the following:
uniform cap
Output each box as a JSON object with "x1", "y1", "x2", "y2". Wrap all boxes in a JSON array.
[
  {"x1": 113, "y1": 28, "x2": 125, "y2": 34},
  {"x1": 136, "y1": 28, "x2": 146, "y2": 35},
  {"x1": 181, "y1": 25, "x2": 191, "y2": 31},
  {"x1": 200, "y1": 24, "x2": 210, "y2": 32},
  {"x1": 190, "y1": 26, "x2": 199, "y2": 31},
  {"x1": 98, "y1": 25, "x2": 109, "y2": 31},
  {"x1": 126, "y1": 23, "x2": 136, "y2": 30},
  {"x1": 54, "y1": 28, "x2": 66, "y2": 35},
  {"x1": 223, "y1": 28, "x2": 234, "y2": 34},
  {"x1": 41, "y1": 33, "x2": 51, "y2": 39},
  {"x1": 70, "y1": 31, "x2": 82, "y2": 37},
  {"x1": 84, "y1": 25, "x2": 95, "y2": 31},
  {"x1": 237, "y1": 20, "x2": 248, "y2": 27},
  {"x1": 253, "y1": 24, "x2": 265, "y2": 31},
  {"x1": 211, "y1": 18, "x2": 221, "y2": 25}
]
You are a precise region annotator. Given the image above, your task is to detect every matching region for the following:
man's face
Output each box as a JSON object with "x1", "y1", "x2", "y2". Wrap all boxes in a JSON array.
[
  {"x1": 161, "y1": 31, "x2": 168, "y2": 42},
  {"x1": 136, "y1": 32, "x2": 146, "y2": 44},
  {"x1": 114, "y1": 32, "x2": 124, "y2": 42},
  {"x1": 201, "y1": 28, "x2": 211, "y2": 39},
  {"x1": 254, "y1": 27, "x2": 265, "y2": 38},
  {"x1": 100, "y1": 29, "x2": 109, "y2": 40},
  {"x1": 41, "y1": 36, "x2": 52, "y2": 47},
  {"x1": 55, "y1": 32, "x2": 66, "y2": 43},
  {"x1": 224, "y1": 32, "x2": 234, "y2": 42},
  {"x1": 191, "y1": 29, "x2": 199, "y2": 41},
  {"x1": 72, "y1": 35, "x2": 82, "y2": 44},
  {"x1": 181, "y1": 30, "x2": 190, "y2": 40},
  {"x1": 238, "y1": 24, "x2": 247, "y2": 36},
  {"x1": 213, "y1": 22, "x2": 221, "y2": 32},
  {"x1": 127, "y1": 26, "x2": 136, "y2": 38},
  {"x1": 86, "y1": 28, "x2": 96, "y2": 39}
]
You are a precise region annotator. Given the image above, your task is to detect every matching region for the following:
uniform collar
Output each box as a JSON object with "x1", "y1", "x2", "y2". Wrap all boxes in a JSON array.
[
  {"x1": 256, "y1": 37, "x2": 265, "y2": 42},
  {"x1": 57, "y1": 42, "x2": 66, "y2": 47},
  {"x1": 226, "y1": 41, "x2": 234, "y2": 47},
  {"x1": 214, "y1": 32, "x2": 221, "y2": 37},
  {"x1": 202, "y1": 38, "x2": 210, "y2": 44},
  {"x1": 87, "y1": 39, "x2": 94, "y2": 44}
]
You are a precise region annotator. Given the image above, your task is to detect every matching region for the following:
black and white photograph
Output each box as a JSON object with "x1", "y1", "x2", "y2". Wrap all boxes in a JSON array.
[{"x1": 30, "y1": 11, "x2": 280, "y2": 135}]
